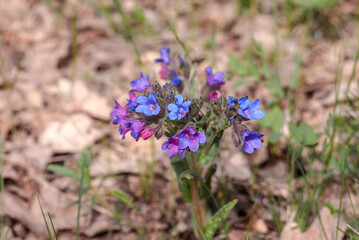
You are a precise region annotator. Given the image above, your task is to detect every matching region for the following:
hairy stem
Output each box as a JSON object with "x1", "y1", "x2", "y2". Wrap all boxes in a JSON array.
[{"x1": 189, "y1": 152, "x2": 205, "y2": 239}]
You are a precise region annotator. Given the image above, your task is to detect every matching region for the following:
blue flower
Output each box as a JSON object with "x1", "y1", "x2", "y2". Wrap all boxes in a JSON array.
[
  {"x1": 127, "y1": 99, "x2": 138, "y2": 112},
  {"x1": 155, "y1": 48, "x2": 170, "y2": 65},
  {"x1": 130, "y1": 73, "x2": 152, "y2": 93},
  {"x1": 167, "y1": 95, "x2": 191, "y2": 120},
  {"x1": 178, "y1": 128, "x2": 206, "y2": 152},
  {"x1": 227, "y1": 96, "x2": 237, "y2": 109},
  {"x1": 241, "y1": 131, "x2": 264, "y2": 154},
  {"x1": 161, "y1": 136, "x2": 185, "y2": 158},
  {"x1": 237, "y1": 97, "x2": 265, "y2": 120},
  {"x1": 171, "y1": 76, "x2": 182, "y2": 86},
  {"x1": 205, "y1": 66, "x2": 225, "y2": 87},
  {"x1": 135, "y1": 93, "x2": 161, "y2": 116}
]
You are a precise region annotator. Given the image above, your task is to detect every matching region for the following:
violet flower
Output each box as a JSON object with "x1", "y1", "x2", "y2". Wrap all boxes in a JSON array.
[
  {"x1": 155, "y1": 48, "x2": 170, "y2": 65},
  {"x1": 241, "y1": 131, "x2": 264, "y2": 154},
  {"x1": 130, "y1": 73, "x2": 152, "y2": 93},
  {"x1": 205, "y1": 66, "x2": 225, "y2": 87},
  {"x1": 162, "y1": 136, "x2": 186, "y2": 158},
  {"x1": 110, "y1": 101, "x2": 131, "y2": 139},
  {"x1": 178, "y1": 128, "x2": 206, "y2": 152}
]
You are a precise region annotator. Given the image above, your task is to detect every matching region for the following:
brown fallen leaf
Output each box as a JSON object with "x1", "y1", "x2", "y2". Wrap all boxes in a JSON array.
[{"x1": 280, "y1": 207, "x2": 346, "y2": 240}]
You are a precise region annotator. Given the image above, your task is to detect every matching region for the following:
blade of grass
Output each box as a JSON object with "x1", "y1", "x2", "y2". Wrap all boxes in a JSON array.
[
  {"x1": 37, "y1": 195, "x2": 53, "y2": 240},
  {"x1": 76, "y1": 160, "x2": 85, "y2": 240},
  {"x1": 166, "y1": 20, "x2": 190, "y2": 58},
  {"x1": 335, "y1": 148, "x2": 348, "y2": 240},
  {"x1": 2, "y1": 227, "x2": 10, "y2": 240},
  {"x1": 47, "y1": 212, "x2": 58, "y2": 240},
  {"x1": 0, "y1": 133, "x2": 4, "y2": 239},
  {"x1": 113, "y1": 0, "x2": 142, "y2": 66}
]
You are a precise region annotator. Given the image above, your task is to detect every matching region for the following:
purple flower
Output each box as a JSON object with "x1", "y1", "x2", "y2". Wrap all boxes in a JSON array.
[
  {"x1": 155, "y1": 48, "x2": 170, "y2": 65},
  {"x1": 178, "y1": 128, "x2": 206, "y2": 152},
  {"x1": 241, "y1": 131, "x2": 264, "y2": 154},
  {"x1": 237, "y1": 97, "x2": 265, "y2": 120},
  {"x1": 161, "y1": 136, "x2": 186, "y2": 158},
  {"x1": 130, "y1": 73, "x2": 152, "y2": 93},
  {"x1": 227, "y1": 96, "x2": 237, "y2": 109},
  {"x1": 124, "y1": 120, "x2": 144, "y2": 141},
  {"x1": 110, "y1": 101, "x2": 128, "y2": 124},
  {"x1": 135, "y1": 93, "x2": 161, "y2": 117},
  {"x1": 110, "y1": 101, "x2": 131, "y2": 139},
  {"x1": 205, "y1": 66, "x2": 225, "y2": 87},
  {"x1": 167, "y1": 95, "x2": 191, "y2": 120}
]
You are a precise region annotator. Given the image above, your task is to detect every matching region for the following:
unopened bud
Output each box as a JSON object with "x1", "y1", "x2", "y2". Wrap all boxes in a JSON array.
[{"x1": 231, "y1": 130, "x2": 241, "y2": 147}]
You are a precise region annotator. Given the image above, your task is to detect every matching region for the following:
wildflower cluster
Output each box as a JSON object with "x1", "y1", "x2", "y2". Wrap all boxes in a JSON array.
[{"x1": 110, "y1": 48, "x2": 265, "y2": 157}]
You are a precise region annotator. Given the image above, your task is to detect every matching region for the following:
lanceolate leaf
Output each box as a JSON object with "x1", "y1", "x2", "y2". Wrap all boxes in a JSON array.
[
  {"x1": 199, "y1": 130, "x2": 223, "y2": 165},
  {"x1": 170, "y1": 155, "x2": 192, "y2": 202},
  {"x1": 47, "y1": 165, "x2": 80, "y2": 181},
  {"x1": 204, "y1": 199, "x2": 238, "y2": 239}
]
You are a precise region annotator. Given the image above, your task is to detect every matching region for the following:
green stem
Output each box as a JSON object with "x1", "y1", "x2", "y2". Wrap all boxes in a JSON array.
[
  {"x1": 189, "y1": 152, "x2": 205, "y2": 239},
  {"x1": 200, "y1": 131, "x2": 216, "y2": 159}
]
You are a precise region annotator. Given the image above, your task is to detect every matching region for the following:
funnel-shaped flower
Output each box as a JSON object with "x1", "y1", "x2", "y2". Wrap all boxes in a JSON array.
[
  {"x1": 241, "y1": 131, "x2": 264, "y2": 154},
  {"x1": 135, "y1": 93, "x2": 161, "y2": 117},
  {"x1": 167, "y1": 95, "x2": 191, "y2": 120},
  {"x1": 237, "y1": 97, "x2": 265, "y2": 120},
  {"x1": 205, "y1": 66, "x2": 225, "y2": 87},
  {"x1": 178, "y1": 128, "x2": 206, "y2": 152},
  {"x1": 155, "y1": 48, "x2": 170, "y2": 65},
  {"x1": 130, "y1": 73, "x2": 152, "y2": 93},
  {"x1": 162, "y1": 136, "x2": 185, "y2": 158},
  {"x1": 110, "y1": 101, "x2": 131, "y2": 139}
]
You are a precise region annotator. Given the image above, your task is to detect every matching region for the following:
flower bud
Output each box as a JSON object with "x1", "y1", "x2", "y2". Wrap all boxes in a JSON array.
[
  {"x1": 231, "y1": 130, "x2": 241, "y2": 147},
  {"x1": 155, "y1": 126, "x2": 164, "y2": 139}
]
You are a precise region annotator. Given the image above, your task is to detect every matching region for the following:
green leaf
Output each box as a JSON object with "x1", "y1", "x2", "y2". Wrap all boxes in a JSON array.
[
  {"x1": 180, "y1": 170, "x2": 203, "y2": 182},
  {"x1": 258, "y1": 105, "x2": 283, "y2": 132},
  {"x1": 268, "y1": 132, "x2": 282, "y2": 144},
  {"x1": 267, "y1": 70, "x2": 284, "y2": 99},
  {"x1": 289, "y1": 122, "x2": 317, "y2": 147},
  {"x1": 228, "y1": 54, "x2": 248, "y2": 76},
  {"x1": 289, "y1": 122, "x2": 302, "y2": 143},
  {"x1": 199, "y1": 130, "x2": 224, "y2": 165},
  {"x1": 245, "y1": 49, "x2": 260, "y2": 82},
  {"x1": 200, "y1": 164, "x2": 217, "y2": 199},
  {"x1": 170, "y1": 155, "x2": 192, "y2": 202},
  {"x1": 178, "y1": 179, "x2": 192, "y2": 203},
  {"x1": 300, "y1": 122, "x2": 317, "y2": 147},
  {"x1": 204, "y1": 200, "x2": 237, "y2": 239},
  {"x1": 47, "y1": 165, "x2": 79, "y2": 181},
  {"x1": 111, "y1": 189, "x2": 135, "y2": 209},
  {"x1": 77, "y1": 148, "x2": 92, "y2": 167}
]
